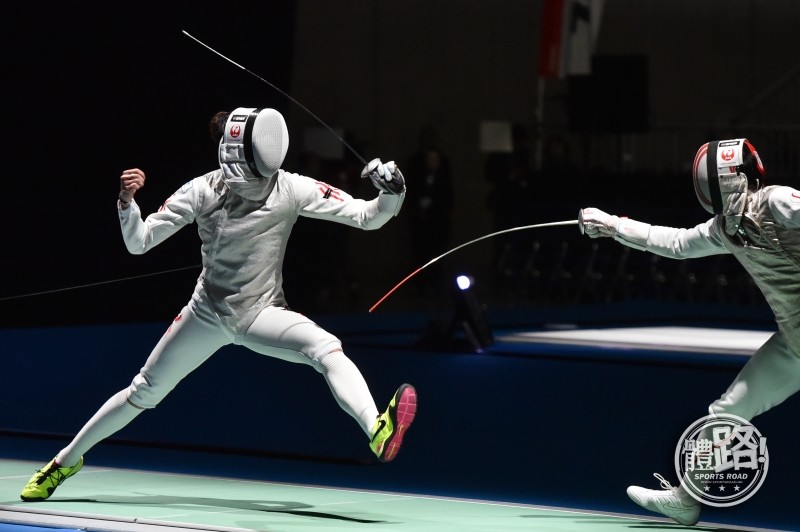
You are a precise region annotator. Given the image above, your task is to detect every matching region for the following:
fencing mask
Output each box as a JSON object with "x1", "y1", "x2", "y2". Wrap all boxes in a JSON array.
[
  {"x1": 218, "y1": 107, "x2": 289, "y2": 201},
  {"x1": 692, "y1": 138, "x2": 765, "y2": 232}
]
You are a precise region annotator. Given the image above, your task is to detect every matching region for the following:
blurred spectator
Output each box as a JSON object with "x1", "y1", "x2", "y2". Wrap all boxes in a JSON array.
[
  {"x1": 285, "y1": 149, "x2": 362, "y2": 311},
  {"x1": 484, "y1": 123, "x2": 535, "y2": 294},
  {"x1": 539, "y1": 135, "x2": 580, "y2": 213},
  {"x1": 405, "y1": 126, "x2": 454, "y2": 296}
]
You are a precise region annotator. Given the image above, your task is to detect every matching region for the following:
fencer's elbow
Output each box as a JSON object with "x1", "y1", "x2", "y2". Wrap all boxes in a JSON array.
[
  {"x1": 671, "y1": 251, "x2": 694, "y2": 260},
  {"x1": 125, "y1": 244, "x2": 147, "y2": 255},
  {"x1": 653, "y1": 247, "x2": 691, "y2": 260},
  {"x1": 360, "y1": 217, "x2": 392, "y2": 231},
  {"x1": 361, "y1": 222, "x2": 385, "y2": 231}
]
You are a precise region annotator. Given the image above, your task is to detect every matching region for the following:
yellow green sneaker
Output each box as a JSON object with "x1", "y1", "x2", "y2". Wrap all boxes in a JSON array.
[
  {"x1": 370, "y1": 384, "x2": 417, "y2": 462},
  {"x1": 20, "y1": 456, "x2": 84, "y2": 501}
]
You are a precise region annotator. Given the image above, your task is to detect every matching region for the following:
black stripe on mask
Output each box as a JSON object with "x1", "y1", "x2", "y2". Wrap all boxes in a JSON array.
[
  {"x1": 243, "y1": 108, "x2": 264, "y2": 178},
  {"x1": 707, "y1": 140, "x2": 723, "y2": 214}
]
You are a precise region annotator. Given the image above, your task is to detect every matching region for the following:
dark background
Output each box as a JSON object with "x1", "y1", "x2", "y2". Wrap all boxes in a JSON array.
[
  {"x1": 3, "y1": 0, "x2": 799, "y2": 327},
  {"x1": 3, "y1": 4, "x2": 800, "y2": 529},
  {"x1": 3, "y1": 2, "x2": 298, "y2": 326}
]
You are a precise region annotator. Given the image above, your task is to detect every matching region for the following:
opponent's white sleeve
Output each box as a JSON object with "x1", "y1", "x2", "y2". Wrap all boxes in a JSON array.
[
  {"x1": 768, "y1": 186, "x2": 800, "y2": 228},
  {"x1": 118, "y1": 179, "x2": 200, "y2": 254},
  {"x1": 645, "y1": 218, "x2": 729, "y2": 259},
  {"x1": 614, "y1": 218, "x2": 651, "y2": 250},
  {"x1": 289, "y1": 172, "x2": 404, "y2": 229}
]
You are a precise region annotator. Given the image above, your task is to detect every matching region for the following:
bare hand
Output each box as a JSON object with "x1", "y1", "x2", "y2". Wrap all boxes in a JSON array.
[{"x1": 119, "y1": 168, "x2": 146, "y2": 202}]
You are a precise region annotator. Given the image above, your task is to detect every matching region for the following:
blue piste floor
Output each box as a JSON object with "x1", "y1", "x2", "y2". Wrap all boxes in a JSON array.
[{"x1": 1, "y1": 301, "x2": 796, "y2": 532}]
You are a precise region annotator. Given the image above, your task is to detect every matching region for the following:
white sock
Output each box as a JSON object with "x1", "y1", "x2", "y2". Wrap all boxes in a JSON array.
[
  {"x1": 318, "y1": 351, "x2": 379, "y2": 436},
  {"x1": 57, "y1": 389, "x2": 144, "y2": 466}
]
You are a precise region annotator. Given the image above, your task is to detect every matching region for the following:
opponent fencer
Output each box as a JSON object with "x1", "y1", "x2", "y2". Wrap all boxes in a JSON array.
[
  {"x1": 20, "y1": 107, "x2": 417, "y2": 501},
  {"x1": 580, "y1": 138, "x2": 800, "y2": 525}
]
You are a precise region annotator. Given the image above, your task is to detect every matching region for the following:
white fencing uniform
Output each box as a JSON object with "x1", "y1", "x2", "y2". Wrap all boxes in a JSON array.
[
  {"x1": 55, "y1": 167, "x2": 404, "y2": 467},
  {"x1": 582, "y1": 139, "x2": 787, "y2": 522},
  {"x1": 585, "y1": 184, "x2": 800, "y2": 421},
  {"x1": 641, "y1": 185, "x2": 800, "y2": 420}
]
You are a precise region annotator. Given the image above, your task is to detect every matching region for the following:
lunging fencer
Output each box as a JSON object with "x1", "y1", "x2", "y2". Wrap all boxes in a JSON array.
[
  {"x1": 21, "y1": 107, "x2": 417, "y2": 501},
  {"x1": 580, "y1": 138, "x2": 800, "y2": 525}
]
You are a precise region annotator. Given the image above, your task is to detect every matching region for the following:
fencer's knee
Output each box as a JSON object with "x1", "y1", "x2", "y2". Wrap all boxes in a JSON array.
[
  {"x1": 126, "y1": 372, "x2": 171, "y2": 409},
  {"x1": 709, "y1": 399, "x2": 756, "y2": 422},
  {"x1": 314, "y1": 345, "x2": 346, "y2": 372}
]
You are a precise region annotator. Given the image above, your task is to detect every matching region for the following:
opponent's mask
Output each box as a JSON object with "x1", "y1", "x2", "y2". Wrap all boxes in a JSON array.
[
  {"x1": 692, "y1": 138, "x2": 765, "y2": 215},
  {"x1": 218, "y1": 108, "x2": 289, "y2": 200}
]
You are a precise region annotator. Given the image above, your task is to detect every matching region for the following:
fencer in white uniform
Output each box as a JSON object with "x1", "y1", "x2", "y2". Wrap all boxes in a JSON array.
[
  {"x1": 580, "y1": 138, "x2": 800, "y2": 525},
  {"x1": 20, "y1": 107, "x2": 417, "y2": 502}
]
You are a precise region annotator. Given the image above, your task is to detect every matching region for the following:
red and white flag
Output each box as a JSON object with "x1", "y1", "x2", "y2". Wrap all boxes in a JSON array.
[{"x1": 538, "y1": 0, "x2": 605, "y2": 79}]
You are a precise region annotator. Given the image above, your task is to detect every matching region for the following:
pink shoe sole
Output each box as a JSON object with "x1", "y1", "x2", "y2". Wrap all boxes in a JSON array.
[{"x1": 382, "y1": 384, "x2": 417, "y2": 462}]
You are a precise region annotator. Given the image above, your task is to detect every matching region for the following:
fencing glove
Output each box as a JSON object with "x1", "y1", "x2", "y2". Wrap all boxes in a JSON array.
[
  {"x1": 362, "y1": 158, "x2": 406, "y2": 195},
  {"x1": 579, "y1": 207, "x2": 651, "y2": 251}
]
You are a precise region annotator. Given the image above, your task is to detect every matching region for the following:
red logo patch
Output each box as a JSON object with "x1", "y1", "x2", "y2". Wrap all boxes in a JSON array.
[
  {"x1": 230, "y1": 125, "x2": 241, "y2": 138},
  {"x1": 720, "y1": 148, "x2": 735, "y2": 161},
  {"x1": 315, "y1": 180, "x2": 344, "y2": 201},
  {"x1": 165, "y1": 313, "x2": 183, "y2": 335},
  {"x1": 157, "y1": 197, "x2": 173, "y2": 212}
]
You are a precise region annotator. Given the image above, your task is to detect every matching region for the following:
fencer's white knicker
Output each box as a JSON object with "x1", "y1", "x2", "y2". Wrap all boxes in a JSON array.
[
  {"x1": 127, "y1": 299, "x2": 342, "y2": 410},
  {"x1": 709, "y1": 331, "x2": 800, "y2": 420},
  {"x1": 53, "y1": 163, "x2": 405, "y2": 468},
  {"x1": 610, "y1": 185, "x2": 800, "y2": 423},
  {"x1": 55, "y1": 299, "x2": 377, "y2": 467}
]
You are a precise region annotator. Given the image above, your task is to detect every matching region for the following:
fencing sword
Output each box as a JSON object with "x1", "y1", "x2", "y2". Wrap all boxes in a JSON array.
[
  {"x1": 369, "y1": 219, "x2": 580, "y2": 312},
  {"x1": 3, "y1": 31, "x2": 370, "y2": 305},
  {"x1": 0, "y1": 265, "x2": 201, "y2": 302},
  {"x1": 184, "y1": 30, "x2": 585, "y2": 314},
  {"x1": 181, "y1": 30, "x2": 368, "y2": 167}
]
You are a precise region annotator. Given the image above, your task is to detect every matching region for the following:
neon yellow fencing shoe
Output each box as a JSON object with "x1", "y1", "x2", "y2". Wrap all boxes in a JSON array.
[
  {"x1": 20, "y1": 456, "x2": 84, "y2": 501},
  {"x1": 370, "y1": 384, "x2": 417, "y2": 462}
]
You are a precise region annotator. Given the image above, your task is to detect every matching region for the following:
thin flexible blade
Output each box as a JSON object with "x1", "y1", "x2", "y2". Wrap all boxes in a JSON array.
[
  {"x1": 0, "y1": 265, "x2": 201, "y2": 302},
  {"x1": 369, "y1": 219, "x2": 578, "y2": 312},
  {"x1": 182, "y1": 30, "x2": 367, "y2": 166}
]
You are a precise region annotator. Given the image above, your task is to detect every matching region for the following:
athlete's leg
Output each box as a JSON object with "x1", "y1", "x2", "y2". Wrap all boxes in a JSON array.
[
  {"x1": 710, "y1": 331, "x2": 800, "y2": 420},
  {"x1": 662, "y1": 331, "x2": 800, "y2": 507},
  {"x1": 56, "y1": 302, "x2": 228, "y2": 466},
  {"x1": 241, "y1": 306, "x2": 379, "y2": 435}
]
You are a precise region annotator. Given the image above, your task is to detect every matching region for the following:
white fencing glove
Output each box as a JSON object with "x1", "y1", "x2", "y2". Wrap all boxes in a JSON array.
[
  {"x1": 361, "y1": 158, "x2": 406, "y2": 195},
  {"x1": 579, "y1": 207, "x2": 651, "y2": 251}
]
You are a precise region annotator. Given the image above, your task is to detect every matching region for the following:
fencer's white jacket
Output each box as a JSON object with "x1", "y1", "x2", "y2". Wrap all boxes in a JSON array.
[
  {"x1": 631, "y1": 185, "x2": 800, "y2": 354},
  {"x1": 119, "y1": 169, "x2": 404, "y2": 333}
]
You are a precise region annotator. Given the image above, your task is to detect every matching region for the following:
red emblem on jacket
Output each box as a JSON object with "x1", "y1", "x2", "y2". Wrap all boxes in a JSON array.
[{"x1": 165, "y1": 312, "x2": 183, "y2": 335}]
